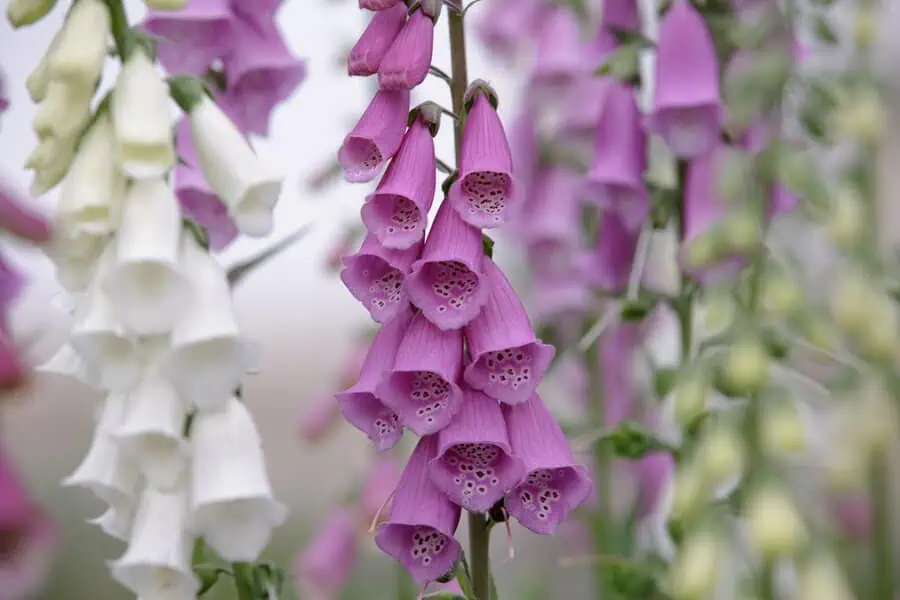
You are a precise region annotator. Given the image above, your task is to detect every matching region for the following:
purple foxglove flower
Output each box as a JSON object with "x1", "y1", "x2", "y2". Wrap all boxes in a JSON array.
[
  {"x1": 0, "y1": 71, "x2": 7, "y2": 114},
  {"x1": 349, "y1": 3, "x2": 408, "y2": 77},
  {"x1": 631, "y1": 451, "x2": 674, "y2": 519},
  {"x1": 475, "y1": 0, "x2": 541, "y2": 59},
  {"x1": 768, "y1": 184, "x2": 798, "y2": 219},
  {"x1": 603, "y1": 0, "x2": 641, "y2": 32},
  {"x1": 430, "y1": 387, "x2": 526, "y2": 513},
  {"x1": 530, "y1": 6, "x2": 587, "y2": 89},
  {"x1": 339, "y1": 89, "x2": 411, "y2": 184},
  {"x1": 173, "y1": 166, "x2": 240, "y2": 251},
  {"x1": 446, "y1": 91, "x2": 517, "y2": 229},
  {"x1": 376, "y1": 312, "x2": 464, "y2": 435},
  {"x1": 375, "y1": 436, "x2": 462, "y2": 585},
  {"x1": 295, "y1": 509, "x2": 359, "y2": 600},
  {"x1": 507, "y1": 105, "x2": 540, "y2": 216},
  {"x1": 341, "y1": 234, "x2": 422, "y2": 324},
  {"x1": 599, "y1": 322, "x2": 642, "y2": 426},
  {"x1": 0, "y1": 180, "x2": 52, "y2": 244},
  {"x1": 223, "y1": 15, "x2": 306, "y2": 137},
  {"x1": 360, "y1": 458, "x2": 402, "y2": 524},
  {"x1": 579, "y1": 211, "x2": 640, "y2": 292},
  {"x1": 829, "y1": 492, "x2": 871, "y2": 540},
  {"x1": 531, "y1": 271, "x2": 594, "y2": 325},
  {"x1": 463, "y1": 259, "x2": 555, "y2": 405},
  {"x1": 518, "y1": 167, "x2": 582, "y2": 261},
  {"x1": 230, "y1": 0, "x2": 281, "y2": 20},
  {"x1": 584, "y1": 81, "x2": 650, "y2": 230},
  {"x1": 377, "y1": 9, "x2": 434, "y2": 90},
  {"x1": 649, "y1": 0, "x2": 722, "y2": 158},
  {"x1": 141, "y1": 0, "x2": 234, "y2": 76},
  {"x1": 503, "y1": 395, "x2": 592, "y2": 535},
  {"x1": 336, "y1": 311, "x2": 413, "y2": 451},
  {"x1": 558, "y1": 78, "x2": 613, "y2": 153},
  {"x1": 404, "y1": 201, "x2": 490, "y2": 330},
  {"x1": 360, "y1": 0, "x2": 403, "y2": 10},
  {"x1": 362, "y1": 118, "x2": 437, "y2": 249},
  {"x1": 297, "y1": 394, "x2": 342, "y2": 443}
]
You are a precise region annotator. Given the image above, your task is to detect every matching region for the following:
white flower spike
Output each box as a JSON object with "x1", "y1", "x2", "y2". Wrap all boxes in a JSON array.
[
  {"x1": 189, "y1": 396, "x2": 286, "y2": 562},
  {"x1": 112, "y1": 49, "x2": 177, "y2": 178},
  {"x1": 105, "y1": 178, "x2": 187, "y2": 335},
  {"x1": 111, "y1": 485, "x2": 198, "y2": 600},
  {"x1": 163, "y1": 233, "x2": 251, "y2": 411}
]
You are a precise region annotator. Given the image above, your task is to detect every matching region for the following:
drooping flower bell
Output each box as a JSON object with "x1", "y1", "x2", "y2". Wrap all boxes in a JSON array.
[
  {"x1": 340, "y1": 233, "x2": 422, "y2": 324},
  {"x1": 338, "y1": 89, "x2": 411, "y2": 184},
  {"x1": 529, "y1": 5, "x2": 586, "y2": 90},
  {"x1": 475, "y1": 0, "x2": 542, "y2": 60},
  {"x1": 348, "y1": 3, "x2": 408, "y2": 77},
  {"x1": 463, "y1": 259, "x2": 555, "y2": 405},
  {"x1": 602, "y1": 0, "x2": 641, "y2": 33},
  {"x1": 517, "y1": 167, "x2": 582, "y2": 269},
  {"x1": 579, "y1": 210, "x2": 640, "y2": 292},
  {"x1": 375, "y1": 436, "x2": 462, "y2": 585},
  {"x1": 649, "y1": 0, "x2": 722, "y2": 158},
  {"x1": 294, "y1": 509, "x2": 359, "y2": 600},
  {"x1": 377, "y1": 7, "x2": 435, "y2": 90},
  {"x1": 141, "y1": 0, "x2": 234, "y2": 76}
]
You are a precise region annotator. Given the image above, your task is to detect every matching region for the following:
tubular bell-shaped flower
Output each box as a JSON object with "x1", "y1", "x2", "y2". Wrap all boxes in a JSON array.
[
  {"x1": 336, "y1": 311, "x2": 412, "y2": 450},
  {"x1": 360, "y1": 0, "x2": 403, "y2": 10},
  {"x1": 463, "y1": 259, "x2": 555, "y2": 405},
  {"x1": 602, "y1": 0, "x2": 641, "y2": 33},
  {"x1": 530, "y1": 5, "x2": 586, "y2": 89},
  {"x1": 141, "y1": 0, "x2": 234, "y2": 76},
  {"x1": 377, "y1": 7, "x2": 434, "y2": 90},
  {"x1": 361, "y1": 116, "x2": 436, "y2": 249},
  {"x1": 377, "y1": 312, "x2": 464, "y2": 435},
  {"x1": 404, "y1": 201, "x2": 489, "y2": 330},
  {"x1": 339, "y1": 89, "x2": 411, "y2": 184},
  {"x1": 447, "y1": 86, "x2": 517, "y2": 229},
  {"x1": 430, "y1": 387, "x2": 525, "y2": 513},
  {"x1": 348, "y1": 3, "x2": 407, "y2": 77},
  {"x1": 189, "y1": 396, "x2": 286, "y2": 562},
  {"x1": 32, "y1": 81, "x2": 93, "y2": 141},
  {"x1": 375, "y1": 436, "x2": 462, "y2": 585},
  {"x1": 503, "y1": 395, "x2": 592, "y2": 535},
  {"x1": 580, "y1": 210, "x2": 640, "y2": 292},
  {"x1": 46, "y1": 0, "x2": 109, "y2": 90},
  {"x1": 340, "y1": 233, "x2": 422, "y2": 324},
  {"x1": 294, "y1": 509, "x2": 359, "y2": 600}
]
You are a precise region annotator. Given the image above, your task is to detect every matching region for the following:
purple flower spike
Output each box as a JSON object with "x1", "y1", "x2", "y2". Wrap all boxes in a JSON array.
[
  {"x1": 503, "y1": 395, "x2": 592, "y2": 535},
  {"x1": 405, "y1": 201, "x2": 490, "y2": 330},
  {"x1": 430, "y1": 387, "x2": 526, "y2": 513},
  {"x1": 530, "y1": 6, "x2": 586, "y2": 89},
  {"x1": 224, "y1": 16, "x2": 306, "y2": 137},
  {"x1": 362, "y1": 118, "x2": 436, "y2": 249},
  {"x1": 142, "y1": 0, "x2": 234, "y2": 76},
  {"x1": 336, "y1": 311, "x2": 414, "y2": 451},
  {"x1": 349, "y1": 3, "x2": 408, "y2": 77},
  {"x1": 447, "y1": 92, "x2": 517, "y2": 229},
  {"x1": 603, "y1": 0, "x2": 642, "y2": 32},
  {"x1": 649, "y1": 0, "x2": 722, "y2": 158},
  {"x1": 360, "y1": 0, "x2": 403, "y2": 10},
  {"x1": 339, "y1": 89, "x2": 411, "y2": 184},
  {"x1": 580, "y1": 211, "x2": 640, "y2": 293},
  {"x1": 463, "y1": 259, "x2": 555, "y2": 406},
  {"x1": 295, "y1": 509, "x2": 359, "y2": 600},
  {"x1": 377, "y1": 9, "x2": 435, "y2": 91},
  {"x1": 376, "y1": 313, "x2": 464, "y2": 436},
  {"x1": 584, "y1": 81, "x2": 649, "y2": 230},
  {"x1": 341, "y1": 234, "x2": 422, "y2": 324},
  {"x1": 376, "y1": 436, "x2": 462, "y2": 585},
  {"x1": 631, "y1": 452, "x2": 674, "y2": 520}
]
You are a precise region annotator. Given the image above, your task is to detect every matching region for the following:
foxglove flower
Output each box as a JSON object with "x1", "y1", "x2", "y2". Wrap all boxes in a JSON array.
[
  {"x1": 580, "y1": 211, "x2": 640, "y2": 292},
  {"x1": 340, "y1": 234, "x2": 422, "y2": 324},
  {"x1": 630, "y1": 450, "x2": 675, "y2": 559},
  {"x1": 295, "y1": 509, "x2": 359, "y2": 600},
  {"x1": 360, "y1": 0, "x2": 403, "y2": 10},
  {"x1": 348, "y1": 3, "x2": 408, "y2": 77},
  {"x1": 475, "y1": 0, "x2": 542, "y2": 59},
  {"x1": 503, "y1": 395, "x2": 592, "y2": 535},
  {"x1": 517, "y1": 167, "x2": 582, "y2": 275},
  {"x1": 104, "y1": 179, "x2": 188, "y2": 335},
  {"x1": 190, "y1": 396, "x2": 286, "y2": 561},
  {"x1": 182, "y1": 86, "x2": 283, "y2": 237},
  {"x1": 603, "y1": 0, "x2": 641, "y2": 33},
  {"x1": 297, "y1": 394, "x2": 342, "y2": 442},
  {"x1": 557, "y1": 77, "x2": 613, "y2": 153},
  {"x1": 404, "y1": 201, "x2": 489, "y2": 330},
  {"x1": 361, "y1": 117, "x2": 436, "y2": 249},
  {"x1": 46, "y1": 0, "x2": 109, "y2": 90},
  {"x1": 463, "y1": 259, "x2": 555, "y2": 405},
  {"x1": 339, "y1": 89, "x2": 411, "y2": 183},
  {"x1": 430, "y1": 387, "x2": 525, "y2": 512},
  {"x1": 162, "y1": 233, "x2": 253, "y2": 410},
  {"x1": 506, "y1": 105, "x2": 539, "y2": 210},
  {"x1": 360, "y1": 458, "x2": 402, "y2": 523},
  {"x1": 447, "y1": 86, "x2": 516, "y2": 229},
  {"x1": 32, "y1": 80, "x2": 93, "y2": 140},
  {"x1": 377, "y1": 8, "x2": 434, "y2": 90},
  {"x1": 6, "y1": 0, "x2": 59, "y2": 28},
  {"x1": 599, "y1": 323, "x2": 641, "y2": 426},
  {"x1": 649, "y1": 0, "x2": 722, "y2": 158},
  {"x1": 377, "y1": 313, "x2": 464, "y2": 435},
  {"x1": 530, "y1": 6, "x2": 586, "y2": 89},
  {"x1": 174, "y1": 165, "x2": 239, "y2": 251},
  {"x1": 224, "y1": 15, "x2": 306, "y2": 136},
  {"x1": 110, "y1": 486, "x2": 198, "y2": 600},
  {"x1": 584, "y1": 81, "x2": 649, "y2": 230},
  {"x1": 142, "y1": 0, "x2": 234, "y2": 76},
  {"x1": 375, "y1": 436, "x2": 462, "y2": 585},
  {"x1": 336, "y1": 311, "x2": 413, "y2": 451},
  {"x1": 111, "y1": 48, "x2": 176, "y2": 179}
]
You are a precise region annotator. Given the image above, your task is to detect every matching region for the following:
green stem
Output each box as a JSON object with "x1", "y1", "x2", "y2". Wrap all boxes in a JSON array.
[
  {"x1": 104, "y1": 0, "x2": 131, "y2": 58},
  {"x1": 467, "y1": 514, "x2": 492, "y2": 600},
  {"x1": 870, "y1": 448, "x2": 894, "y2": 600},
  {"x1": 584, "y1": 340, "x2": 611, "y2": 600},
  {"x1": 232, "y1": 562, "x2": 257, "y2": 600}
]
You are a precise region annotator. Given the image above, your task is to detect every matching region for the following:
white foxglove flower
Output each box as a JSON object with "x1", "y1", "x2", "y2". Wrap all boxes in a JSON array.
[
  {"x1": 189, "y1": 396, "x2": 285, "y2": 561},
  {"x1": 28, "y1": 136, "x2": 78, "y2": 197},
  {"x1": 112, "y1": 49, "x2": 176, "y2": 178},
  {"x1": 162, "y1": 235, "x2": 251, "y2": 411},
  {"x1": 57, "y1": 113, "x2": 127, "y2": 235},
  {"x1": 187, "y1": 94, "x2": 283, "y2": 237},
  {"x1": 32, "y1": 81, "x2": 93, "y2": 139},
  {"x1": 6, "y1": 0, "x2": 59, "y2": 28},
  {"x1": 46, "y1": 0, "x2": 109, "y2": 89},
  {"x1": 64, "y1": 392, "x2": 142, "y2": 507},
  {"x1": 69, "y1": 245, "x2": 141, "y2": 391},
  {"x1": 37, "y1": 343, "x2": 100, "y2": 389},
  {"x1": 90, "y1": 500, "x2": 137, "y2": 542},
  {"x1": 46, "y1": 228, "x2": 109, "y2": 292},
  {"x1": 111, "y1": 485, "x2": 198, "y2": 600},
  {"x1": 24, "y1": 28, "x2": 62, "y2": 102},
  {"x1": 104, "y1": 179, "x2": 187, "y2": 334},
  {"x1": 116, "y1": 367, "x2": 189, "y2": 491}
]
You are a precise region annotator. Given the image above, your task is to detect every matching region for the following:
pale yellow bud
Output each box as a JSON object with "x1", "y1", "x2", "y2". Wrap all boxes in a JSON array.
[
  {"x1": 853, "y1": 8, "x2": 875, "y2": 50},
  {"x1": 745, "y1": 485, "x2": 806, "y2": 558},
  {"x1": 697, "y1": 424, "x2": 745, "y2": 486},
  {"x1": 684, "y1": 234, "x2": 719, "y2": 269},
  {"x1": 32, "y1": 81, "x2": 93, "y2": 140},
  {"x1": 856, "y1": 294, "x2": 900, "y2": 362},
  {"x1": 720, "y1": 213, "x2": 762, "y2": 253},
  {"x1": 829, "y1": 271, "x2": 876, "y2": 336},
  {"x1": 798, "y1": 554, "x2": 855, "y2": 600},
  {"x1": 855, "y1": 382, "x2": 898, "y2": 455},
  {"x1": 696, "y1": 292, "x2": 736, "y2": 339},
  {"x1": 673, "y1": 373, "x2": 710, "y2": 427},
  {"x1": 759, "y1": 270, "x2": 804, "y2": 317},
  {"x1": 833, "y1": 91, "x2": 887, "y2": 144},
  {"x1": 826, "y1": 186, "x2": 866, "y2": 248},
  {"x1": 47, "y1": 0, "x2": 110, "y2": 88},
  {"x1": 671, "y1": 463, "x2": 709, "y2": 522},
  {"x1": 29, "y1": 136, "x2": 77, "y2": 196},
  {"x1": 721, "y1": 337, "x2": 770, "y2": 396},
  {"x1": 6, "y1": 0, "x2": 58, "y2": 28},
  {"x1": 800, "y1": 316, "x2": 838, "y2": 352},
  {"x1": 761, "y1": 400, "x2": 807, "y2": 456},
  {"x1": 670, "y1": 531, "x2": 722, "y2": 600},
  {"x1": 143, "y1": 0, "x2": 188, "y2": 8}
]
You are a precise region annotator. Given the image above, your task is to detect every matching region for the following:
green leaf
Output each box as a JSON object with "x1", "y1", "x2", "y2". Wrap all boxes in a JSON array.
[
  {"x1": 594, "y1": 42, "x2": 642, "y2": 85},
  {"x1": 596, "y1": 558, "x2": 661, "y2": 599},
  {"x1": 227, "y1": 226, "x2": 311, "y2": 287},
  {"x1": 653, "y1": 367, "x2": 678, "y2": 399},
  {"x1": 812, "y1": 15, "x2": 839, "y2": 45},
  {"x1": 620, "y1": 294, "x2": 657, "y2": 321},
  {"x1": 482, "y1": 234, "x2": 495, "y2": 259},
  {"x1": 598, "y1": 420, "x2": 677, "y2": 459},
  {"x1": 193, "y1": 564, "x2": 230, "y2": 597},
  {"x1": 760, "y1": 328, "x2": 789, "y2": 360},
  {"x1": 455, "y1": 555, "x2": 475, "y2": 600}
]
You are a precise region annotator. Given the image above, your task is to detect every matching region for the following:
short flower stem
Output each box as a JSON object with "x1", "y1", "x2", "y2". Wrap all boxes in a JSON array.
[
  {"x1": 232, "y1": 562, "x2": 256, "y2": 600},
  {"x1": 468, "y1": 514, "x2": 492, "y2": 600}
]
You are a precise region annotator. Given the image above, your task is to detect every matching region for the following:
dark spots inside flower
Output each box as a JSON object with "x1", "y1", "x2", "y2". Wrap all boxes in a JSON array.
[{"x1": 461, "y1": 171, "x2": 511, "y2": 224}]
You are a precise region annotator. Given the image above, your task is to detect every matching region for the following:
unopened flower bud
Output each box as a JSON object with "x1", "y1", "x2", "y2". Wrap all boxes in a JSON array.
[
  {"x1": 833, "y1": 91, "x2": 886, "y2": 144},
  {"x1": 420, "y1": 0, "x2": 442, "y2": 20},
  {"x1": 720, "y1": 337, "x2": 770, "y2": 396},
  {"x1": 714, "y1": 149, "x2": 753, "y2": 204},
  {"x1": 856, "y1": 294, "x2": 900, "y2": 362},
  {"x1": 799, "y1": 316, "x2": 838, "y2": 352},
  {"x1": 696, "y1": 291, "x2": 736, "y2": 339},
  {"x1": 761, "y1": 399, "x2": 807, "y2": 456},
  {"x1": 853, "y1": 7, "x2": 876, "y2": 50},
  {"x1": 745, "y1": 484, "x2": 806, "y2": 558},
  {"x1": 47, "y1": 0, "x2": 110, "y2": 89},
  {"x1": 797, "y1": 554, "x2": 855, "y2": 600},
  {"x1": 696, "y1": 423, "x2": 745, "y2": 487},
  {"x1": 670, "y1": 462, "x2": 708, "y2": 522},
  {"x1": 759, "y1": 268, "x2": 804, "y2": 318},
  {"x1": 673, "y1": 370, "x2": 710, "y2": 427},
  {"x1": 143, "y1": 0, "x2": 188, "y2": 8},
  {"x1": 670, "y1": 530, "x2": 722, "y2": 600},
  {"x1": 464, "y1": 79, "x2": 499, "y2": 110},
  {"x1": 829, "y1": 270, "x2": 876, "y2": 336},
  {"x1": 6, "y1": 0, "x2": 58, "y2": 28},
  {"x1": 855, "y1": 381, "x2": 898, "y2": 455},
  {"x1": 719, "y1": 212, "x2": 762, "y2": 253},
  {"x1": 826, "y1": 186, "x2": 866, "y2": 248},
  {"x1": 683, "y1": 234, "x2": 720, "y2": 270}
]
